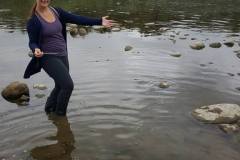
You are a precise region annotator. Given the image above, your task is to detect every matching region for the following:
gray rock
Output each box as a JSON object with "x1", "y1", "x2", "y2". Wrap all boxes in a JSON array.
[
  {"x1": 78, "y1": 28, "x2": 87, "y2": 36},
  {"x1": 224, "y1": 41, "x2": 234, "y2": 47},
  {"x1": 179, "y1": 37, "x2": 187, "y2": 40},
  {"x1": 236, "y1": 53, "x2": 240, "y2": 59},
  {"x1": 192, "y1": 104, "x2": 240, "y2": 124},
  {"x1": 219, "y1": 124, "x2": 240, "y2": 133},
  {"x1": 69, "y1": 27, "x2": 78, "y2": 37},
  {"x1": 209, "y1": 42, "x2": 222, "y2": 48},
  {"x1": 226, "y1": 34, "x2": 239, "y2": 37},
  {"x1": 159, "y1": 27, "x2": 170, "y2": 32},
  {"x1": 234, "y1": 50, "x2": 240, "y2": 54},
  {"x1": 170, "y1": 53, "x2": 181, "y2": 58},
  {"x1": 144, "y1": 22, "x2": 155, "y2": 26},
  {"x1": 125, "y1": 45, "x2": 133, "y2": 51},
  {"x1": 33, "y1": 84, "x2": 47, "y2": 90},
  {"x1": 35, "y1": 93, "x2": 46, "y2": 99},
  {"x1": 111, "y1": 27, "x2": 121, "y2": 32},
  {"x1": 1, "y1": 81, "x2": 29, "y2": 101},
  {"x1": 190, "y1": 42, "x2": 205, "y2": 50},
  {"x1": 159, "y1": 82, "x2": 170, "y2": 89}
]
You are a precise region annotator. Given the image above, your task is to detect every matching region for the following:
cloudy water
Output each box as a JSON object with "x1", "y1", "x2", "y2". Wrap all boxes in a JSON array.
[{"x1": 0, "y1": 0, "x2": 240, "y2": 160}]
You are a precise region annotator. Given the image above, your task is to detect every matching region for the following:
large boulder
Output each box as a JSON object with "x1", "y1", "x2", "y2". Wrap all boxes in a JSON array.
[
  {"x1": 192, "y1": 104, "x2": 240, "y2": 124},
  {"x1": 1, "y1": 81, "x2": 29, "y2": 101}
]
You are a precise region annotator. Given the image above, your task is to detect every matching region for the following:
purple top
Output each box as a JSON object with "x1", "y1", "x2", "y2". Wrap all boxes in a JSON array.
[{"x1": 37, "y1": 9, "x2": 67, "y2": 56}]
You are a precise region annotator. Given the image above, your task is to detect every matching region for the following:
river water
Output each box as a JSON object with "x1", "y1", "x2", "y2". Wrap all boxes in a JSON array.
[{"x1": 0, "y1": 0, "x2": 240, "y2": 160}]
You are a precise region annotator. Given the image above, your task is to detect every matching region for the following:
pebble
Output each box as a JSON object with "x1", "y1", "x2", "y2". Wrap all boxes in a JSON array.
[
  {"x1": 190, "y1": 42, "x2": 205, "y2": 50},
  {"x1": 159, "y1": 82, "x2": 170, "y2": 89},
  {"x1": 125, "y1": 45, "x2": 133, "y2": 51},
  {"x1": 224, "y1": 41, "x2": 234, "y2": 47},
  {"x1": 33, "y1": 84, "x2": 47, "y2": 90},
  {"x1": 209, "y1": 42, "x2": 222, "y2": 48}
]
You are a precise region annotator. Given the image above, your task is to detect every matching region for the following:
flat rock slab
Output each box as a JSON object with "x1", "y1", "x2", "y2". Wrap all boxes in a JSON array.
[{"x1": 192, "y1": 104, "x2": 240, "y2": 124}]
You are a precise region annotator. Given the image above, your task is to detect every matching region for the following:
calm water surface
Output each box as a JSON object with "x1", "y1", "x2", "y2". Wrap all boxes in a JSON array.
[{"x1": 0, "y1": 0, "x2": 240, "y2": 160}]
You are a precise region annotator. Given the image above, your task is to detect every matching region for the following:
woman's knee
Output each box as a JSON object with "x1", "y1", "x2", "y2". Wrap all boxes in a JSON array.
[{"x1": 63, "y1": 79, "x2": 74, "y2": 91}]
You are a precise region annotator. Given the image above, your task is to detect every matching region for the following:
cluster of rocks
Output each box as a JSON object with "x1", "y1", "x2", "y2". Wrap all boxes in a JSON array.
[
  {"x1": 1, "y1": 81, "x2": 47, "y2": 106},
  {"x1": 192, "y1": 104, "x2": 240, "y2": 133},
  {"x1": 67, "y1": 23, "x2": 122, "y2": 37}
]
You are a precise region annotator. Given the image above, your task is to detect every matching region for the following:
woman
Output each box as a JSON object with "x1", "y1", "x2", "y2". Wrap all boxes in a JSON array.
[{"x1": 24, "y1": 0, "x2": 114, "y2": 116}]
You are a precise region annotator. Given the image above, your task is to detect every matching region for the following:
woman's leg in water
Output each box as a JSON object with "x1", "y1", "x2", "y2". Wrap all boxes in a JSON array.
[{"x1": 41, "y1": 55, "x2": 74, "y2": 116}]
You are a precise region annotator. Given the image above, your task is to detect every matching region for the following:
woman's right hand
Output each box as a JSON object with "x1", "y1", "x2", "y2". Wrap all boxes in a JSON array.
[{"x1": 34, "y1": 48, "x2": 43, "y2": 58}]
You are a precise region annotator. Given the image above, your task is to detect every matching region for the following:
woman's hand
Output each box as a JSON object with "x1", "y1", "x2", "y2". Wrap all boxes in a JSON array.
[
  {"x1": 102, "y1": 16, "x2": 116, "y2": 28},
  {"x1": 34, "y1": 48, "x2": 43, "y2": 58}
]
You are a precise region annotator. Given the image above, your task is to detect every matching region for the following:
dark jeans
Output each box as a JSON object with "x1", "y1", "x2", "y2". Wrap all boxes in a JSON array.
[{"x1": 40, "y1": 55, "x2": 74, "y2": 116}]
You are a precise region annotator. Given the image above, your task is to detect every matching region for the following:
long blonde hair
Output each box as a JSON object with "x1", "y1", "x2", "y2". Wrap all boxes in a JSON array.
[{"x1": 29, "y1": 2, "x2": 37, "y2": 17}]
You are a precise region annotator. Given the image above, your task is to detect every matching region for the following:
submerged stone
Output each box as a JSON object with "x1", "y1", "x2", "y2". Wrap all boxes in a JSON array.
[
  {"x1": 159, "y1": 82, "x2": 170, "y2": 89},
  {"x1": 170, "y1": 53, "x2": 181, "y2": 58},
  {"x1": 33, "y1": 84, "x2": 47, "y2": 90},
  {"x1": 35, "y1": 94, "x2": 46, "y2": 99},
  {"x1": 192, "y1": 104, "x2": 240, "y2": 124},
  {"x1": 69, "y1": 27, "x2": 78, "y2": 37},
  {"x1": 219, "y1": 124, "x2": 240, "y2": 133},
  {"x1": 190, "y1": 42, "x2": 205, "y2": 50},
  {"x1": 78, "y1": 28, "x2": 87, "y2": 36},
  {"x1": 125, "y1": 45, "x2": 133, "y2": 51},
  {"x1": 224, "y1": 41, "x2": 234, "y2": 47},
  {"x1": 209, "y1": 42, "x2": 222, "y2": 48}
]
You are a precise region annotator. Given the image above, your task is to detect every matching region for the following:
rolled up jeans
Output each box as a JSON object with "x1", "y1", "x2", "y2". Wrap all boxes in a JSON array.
[{"x1": 40, "y1": 54, "x2": 74, "y2": 115}]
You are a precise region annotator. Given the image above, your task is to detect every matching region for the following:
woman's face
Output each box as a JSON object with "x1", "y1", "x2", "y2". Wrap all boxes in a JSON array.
[{"x1": 36, "y1": 0, "x2": 51, "y2": 8}]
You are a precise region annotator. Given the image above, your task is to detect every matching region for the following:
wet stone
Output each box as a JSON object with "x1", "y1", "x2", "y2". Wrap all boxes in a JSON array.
[
  {"x1": 125, "y1": 45, "x2": 133, "y2": 51},
  {"x1": 190, "y1": 42, "x2": 205, "y2": 50},
  {"x1": 200, "y1": 64, "x2": 206, "y2": 67},
  {"x1": 219, "y1": 124, "x2": 240, "y2": 133},
  {"x1": 224, "y1": 41, "x2": 234, "y2": 47},
  {"x1": 111, "y1": 27, "x2": 121, "y2": 32},
  {"x1": 33, "y1": 84, "x2": 47, "y2": 90},
  {"x1": 234, "y1": 50, "x2": 240, "y2": 54},
  {"x1": 227, "y1": 73, "x2": 235, "y2": 76},
  {"x1": 236, "y1": 53, "x2": 240, "y2": 59},
  {"x1": 35, "y1": 94, "x2": 46, "y2": 99},
  {"x1": 192, "y1": 104, "x2": 240, "y2": 124},
  {"x1": 78, "y1": 28, "x2": 87, "y2": 36},
  {"x1": 1, "y1": 81, "x2": 29, "y2": 101},
  {"x1": 69, "y1": 27, "x2": 78, "y2": 37},
  {"x1": 209, "y1": 42, "x2": 222, "y2": 48},
  {"x1": 159, "y1": 82, "x2": 170, "y2": 89},
  {"x1": 170, "y1": 53, "x2": 181, "y2": 58}
]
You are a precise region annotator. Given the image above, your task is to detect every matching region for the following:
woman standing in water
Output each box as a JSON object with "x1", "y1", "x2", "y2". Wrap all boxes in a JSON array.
[{"x1": 24, "y1": 0, "x2": 114, "y2": 116}]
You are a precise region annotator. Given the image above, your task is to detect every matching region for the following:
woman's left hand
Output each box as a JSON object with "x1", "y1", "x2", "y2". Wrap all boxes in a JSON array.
[{"x1": 102, "y1": 16, "x2": 115, "y2": 28}]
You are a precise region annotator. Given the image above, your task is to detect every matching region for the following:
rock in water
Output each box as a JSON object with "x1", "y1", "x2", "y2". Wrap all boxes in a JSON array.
[
  {"x1": 224, "y1": 41, "x2": 234, "y2": 47},
  {"x1": 69, "y1": 27, "x2": 78, "y2": 37},
  {"x1": 1, "y1": 81, "x2": 29, "y2": 101},
  {"x1": 33, "y1": 84, "x2": 47, "y2": 90},
  {"x1": 219, "y1": 124, "x2": 240, "y2": 133},
  {"x1": 209, "y1": 42, "x2": 222, "y2": 48},
  {"x1": 125, "y1": 45, "x2": 133, "y2": 51},
  {"x1": 170, "y1": 53, "x2": 181, "y2": 58},
  {"x1": 78, "y1": 28, "x2": 87, "y2": 36},
  {"x1": 159, "y1": 82, "x2": 170, "y2": 89},
  {"x1": 190, "y1": 42, "x2": 205, "y2": 50},
  {"x1": 192, "y1": 104, "x2": 240, "y2": 124}
]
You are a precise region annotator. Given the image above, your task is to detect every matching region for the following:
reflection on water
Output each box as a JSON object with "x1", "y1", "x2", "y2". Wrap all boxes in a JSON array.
[
  {"x1": 0, "y1": 0, "x2": 240, "y2": 32},
  {"x1": 30, "y1": 115, "x2": 75, "y2": 160}
]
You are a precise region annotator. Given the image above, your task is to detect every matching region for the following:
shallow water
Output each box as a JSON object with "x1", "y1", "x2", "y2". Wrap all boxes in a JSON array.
[{"x1": 0, "y1": 0, "x2": 240, "y2": 160}]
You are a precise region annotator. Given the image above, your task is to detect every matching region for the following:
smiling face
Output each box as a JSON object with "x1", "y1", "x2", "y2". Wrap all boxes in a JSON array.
[{"x1": 36, "y1": 0, "x2": 51, "y2": 8}]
